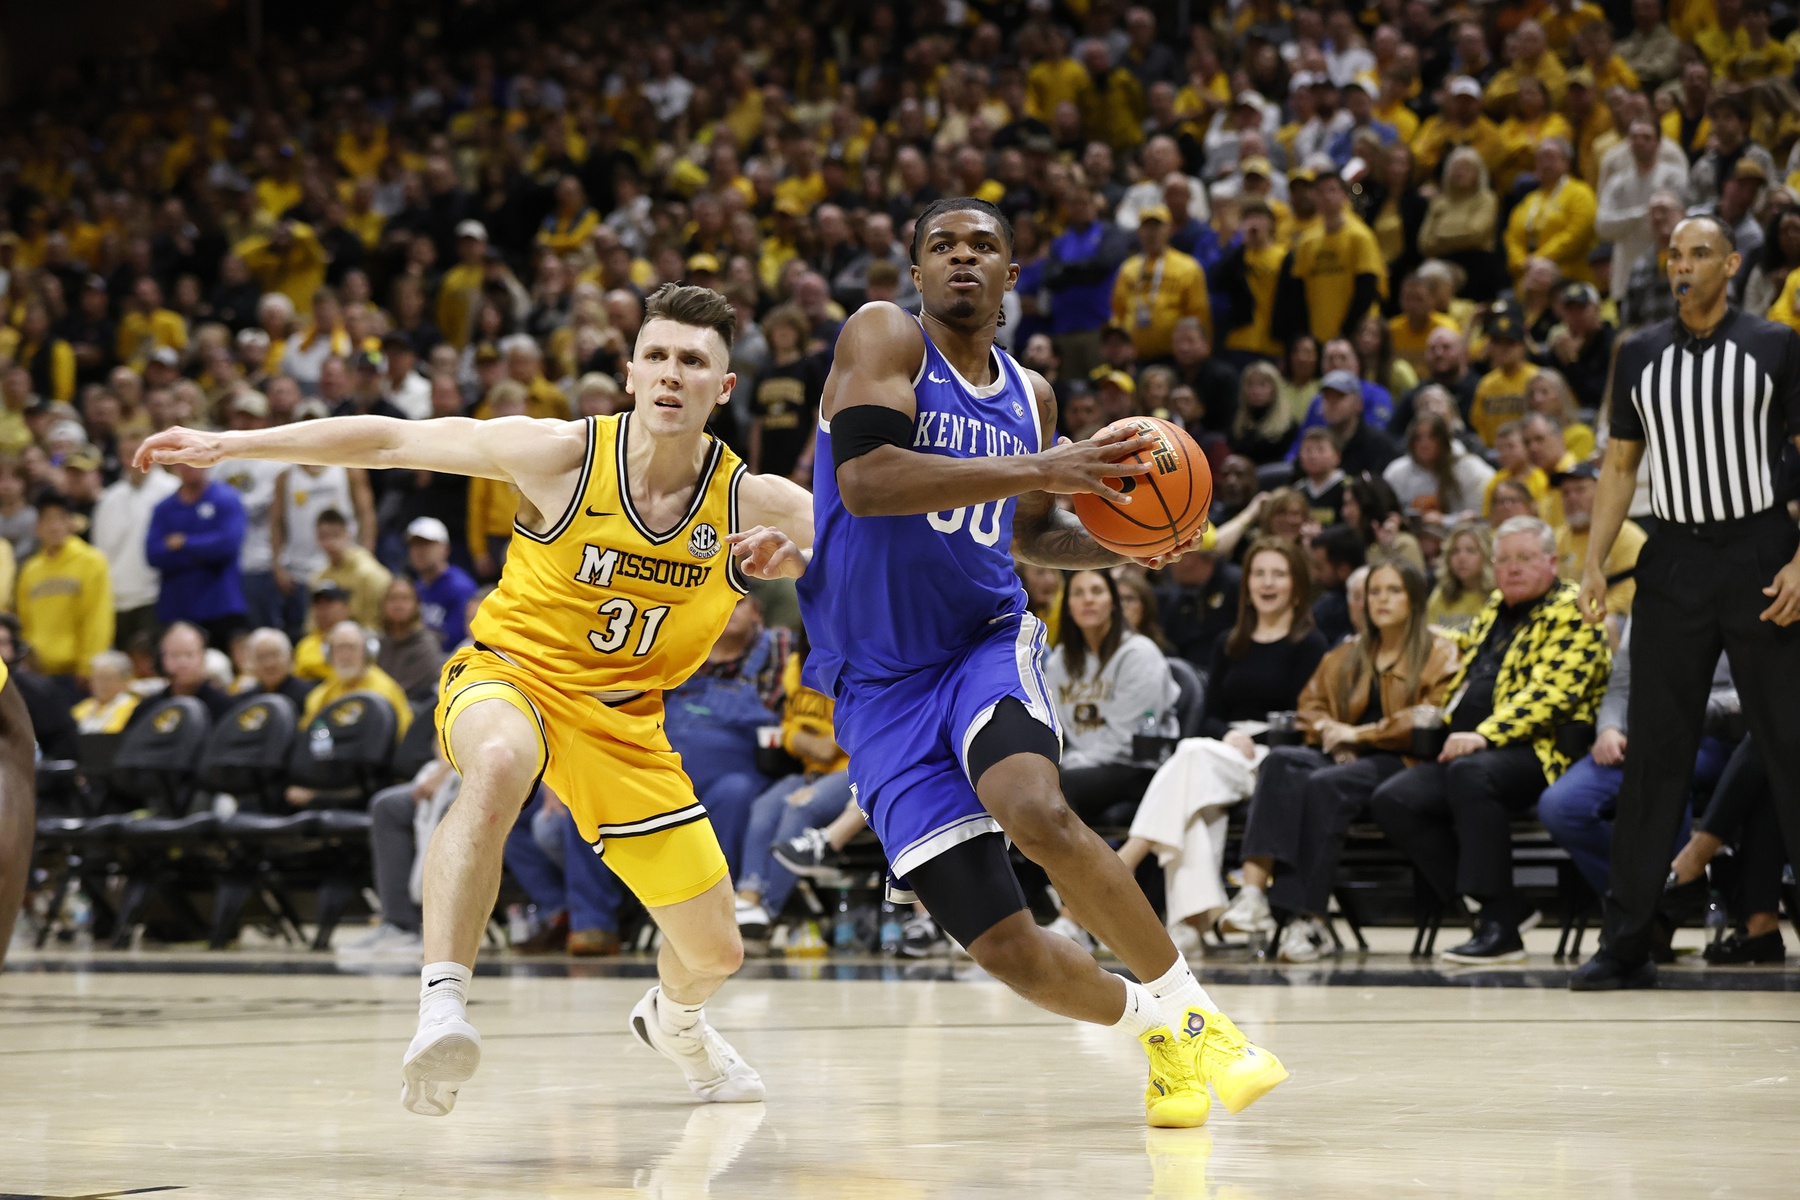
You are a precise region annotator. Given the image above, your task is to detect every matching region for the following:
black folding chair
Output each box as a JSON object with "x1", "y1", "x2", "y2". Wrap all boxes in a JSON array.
[
  {"x1": 287, "y1": 692, "x2": 399, "y2": 948},
  {"x1": 106, "y1": 696, "x2": 218, "y2": 947},
  {"x1": 199, "y1": 694, "x2": 315, "y2": 948}
]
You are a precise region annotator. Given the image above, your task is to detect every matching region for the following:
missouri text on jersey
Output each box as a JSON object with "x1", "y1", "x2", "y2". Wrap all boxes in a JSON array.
[{"x1": 574, "y1": 544, "x2": 714, "y2": 590}]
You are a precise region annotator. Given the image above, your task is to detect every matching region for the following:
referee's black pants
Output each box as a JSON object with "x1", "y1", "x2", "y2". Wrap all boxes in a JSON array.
[{"x1": 1602, "y1": 510, "x2": 1800, "y2": 965}]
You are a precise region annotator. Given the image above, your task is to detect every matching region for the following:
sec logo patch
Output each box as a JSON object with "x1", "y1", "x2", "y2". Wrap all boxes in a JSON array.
[{"x1": 688, "y1": 522, "x2": 720, "y2": 560}]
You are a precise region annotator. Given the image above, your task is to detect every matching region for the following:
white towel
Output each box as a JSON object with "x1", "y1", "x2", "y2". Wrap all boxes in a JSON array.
[{"x1": 1128, "y1": 738, "x2": 1267, "y2": 927}]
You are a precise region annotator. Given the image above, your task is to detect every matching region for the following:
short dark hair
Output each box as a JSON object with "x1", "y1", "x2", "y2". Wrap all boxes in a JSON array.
[
  {"x1": 642, "y1": 283, "x2": 736, "y2": 351},
  {"x1": 1313, "y1": 523, "x2": 1368, "y2": 572},
  {"x1": 1300, "y1": 426, "x2": 1340, "y2": 452},
  {"x1": 315, "y1": 507, "x2": 348, "y2": 530},
  {"x1": 910, "y1": 197, "x2": 1016, "y2": 263},
  {"x1": 1676, "y1": 212, "x2": 1738, "y2": 252}
]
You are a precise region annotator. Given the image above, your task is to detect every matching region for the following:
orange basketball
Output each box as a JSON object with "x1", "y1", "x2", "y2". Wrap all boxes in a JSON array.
[{"x1": 1071, "y1": 417, "x2": 1212, "y2": 558}]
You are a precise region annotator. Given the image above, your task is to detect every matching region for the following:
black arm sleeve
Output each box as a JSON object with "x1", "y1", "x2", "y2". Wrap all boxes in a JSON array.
[{"x1": 830, "y1": 405, "x2": 917, "y2": 470}]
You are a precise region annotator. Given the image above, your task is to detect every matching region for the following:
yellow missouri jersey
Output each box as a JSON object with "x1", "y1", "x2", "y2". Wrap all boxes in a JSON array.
[{"x1": 470, "y1": 413, "x2": 749, "y2": 696}]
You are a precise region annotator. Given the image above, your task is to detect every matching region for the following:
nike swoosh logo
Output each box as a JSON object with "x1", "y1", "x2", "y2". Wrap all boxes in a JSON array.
[
  {"x1": 928, "y1": 371, "x2": 951, "y2": 384},
  {"x1": 585, "y1": 506, "x2": 615, "y2": 517},
  {"x1": 426, "y1": 977, "x2": 458, "y2": 988}
]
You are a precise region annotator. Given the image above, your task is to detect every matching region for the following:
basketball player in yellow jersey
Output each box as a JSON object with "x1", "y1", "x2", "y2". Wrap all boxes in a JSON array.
[
  {"x1": 137, "y1": 285, "x2": 813, "y2": 1114},
  {"x1": 0, "y1": 651, "x2": 35, "y2": 972}
]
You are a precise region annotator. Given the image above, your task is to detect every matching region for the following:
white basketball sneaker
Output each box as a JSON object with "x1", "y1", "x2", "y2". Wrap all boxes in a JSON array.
[
  {"x1": 629, "y1": 985, "x2": 766, "y2": 1103},
  {"x1": 400, "y1": 1015, "x2": 482, "y2": 1116}
]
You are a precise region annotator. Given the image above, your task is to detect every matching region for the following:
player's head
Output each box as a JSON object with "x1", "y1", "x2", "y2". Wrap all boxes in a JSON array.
[
  {"x1": 909, "y1": 198, "x2": 1018, "y2": 331},
  {"x1": 1668, "y1": 215, "x2": 1741, "y2": 316},
  {"x1": 627, "y1": 283, "x2": 738, "y2": 438}
]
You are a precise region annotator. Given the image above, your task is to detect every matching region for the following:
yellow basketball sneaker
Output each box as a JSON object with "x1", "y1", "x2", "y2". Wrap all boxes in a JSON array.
[
  {"x1": 1140, "y1": 1026, "x2": 1212, "y2": 1128},
  {"x1": 1179, "y1": 1009, "x2": 1287, "y2": 1114}
]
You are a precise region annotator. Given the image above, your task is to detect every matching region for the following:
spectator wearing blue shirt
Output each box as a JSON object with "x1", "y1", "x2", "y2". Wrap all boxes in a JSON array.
[
  {"x1": 1043, "y1": 187, "x2": 1133, "y2": 381},
  {"x1": 146, "y1": 463, "x2": 248, "y2": 647},
  {"x1": 1325, "y1": 82, "x2": 1398, "y2": 167},
  {"x1": 662, "y1": 595, "x2": 789, "y2": 879},
  {"x1": 1286, "y1": 337, "x2": 1394, "y2": 462},
  {"x1": 405, "y1": 516, "x2": 478, "y2": 652}
]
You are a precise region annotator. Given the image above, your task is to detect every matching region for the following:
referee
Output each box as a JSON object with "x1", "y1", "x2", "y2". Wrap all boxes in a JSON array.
[{"x1": 1570, "y1": 214, "x2": 1800, "y2": 990}]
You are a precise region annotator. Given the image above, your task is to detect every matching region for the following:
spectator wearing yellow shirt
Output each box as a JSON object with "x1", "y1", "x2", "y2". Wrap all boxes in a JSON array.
[
  {"x1": 1025, "y1": 27, "x2": 1089, "y2": 121},
  {"x1": 1076, "y1": 39, "x2": 1147, "y2": 153},
  {"x1": 1413, "y1": 78, "x2": 1507, "y2": 184},
  {"x1": 1574, "y1": 23, "x2": 1641, "y2": 96},
  {"x1": 72, "y1": 650, "x2": 139, "y2": 733},
  {"x1": 114, "y1": 277, "x2": 189, "y2": 370},
  {"x1": 1731, "y1": 0, "x2": 1793, "y2": 82},
  {"x1": 1695, "y1": 0, "x2": 1751, "y2": 73},
  {"x1": 1483, "y1": 21, "x2": 1569, "y2": 116},
  {"x1": 1522, "y1": 412, "x2": 1578, "y2": 529},
  {"x1": 335, "y1": 114, "x2": 389, "y2": 181},
  {"x1": 294, "y1": 584, "x2": 352, "y2": 683},
  {"x1": 1552, "y1": 461, "x2": 1645, "y2": 644},
  {"x1": 496, "y1": 335, "x2": 569, "y2": 421},
  {"x1": 1273, "y1": 172, "x2": 1388, "y2": 346},
  {"x1": 1388, "y1": 276, "x2": 1463, "y2": 377},
  {"x1": 1541, "y1": 0, "x2": 1608, "y2": 58},
  {"x1": 1505, "y1": 139, "x2": 1597, "y2": 287},
  {"x1": 536, "y1": 177, "x2": 600, "y2": 256},
  {"x1": 1495, "y1": 78, "x2": 1575, "y2": 194},
  {"x1": 7, "y1": 301, "x2": 76, "y2": 402},
  {"x1": 312, "y1": 510, "x2": 393, "y2": 630},
  {"x1": 437, "y1": 220, "x2": 490, "y2": 351},
  {"x1": 1469, "y1": 304, "x2": 1540, "y2": 447},
  {"x1": 16, "y1": 494, "x2": 113, "y2": 683},
  {"x1": 772, "y1": 130, "x2": 828, "y2": 215},
  {"x1": 1110, "y1": 207, "x2": 1212, "y2": 360},
  {"x1": 1217, "y1": 202, "x2": 1289, "y2": 360},
  {"x1": 1483, "y1": 420, "x2": 1551, "y2": 517},
  {"x1": 293, "y1": 621, "x2": 413, "y2": 784},
  {"x1": 1768, "y1": 264, "x2": 1800, "y2": 335},
  {"x1": 233, "y1": 220, "x2": 329, "y2": 318}
]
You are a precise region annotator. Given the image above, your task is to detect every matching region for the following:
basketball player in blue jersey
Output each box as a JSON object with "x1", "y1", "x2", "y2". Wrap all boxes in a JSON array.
[{"x1": 798, "y1": 198, "x2": 1287, "y2": 1129}]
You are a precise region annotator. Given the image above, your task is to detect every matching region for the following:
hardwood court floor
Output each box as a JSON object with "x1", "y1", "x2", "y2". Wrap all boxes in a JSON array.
[{"x1": 3, "y1": 949, "x2": 1799, "y2": 1199}]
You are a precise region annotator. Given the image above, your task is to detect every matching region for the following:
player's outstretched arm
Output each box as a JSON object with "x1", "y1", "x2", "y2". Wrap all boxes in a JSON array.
[
  {"x1": 825, "y1": 303, "x2": 1156, "y2": 517},
  {"x1": 136, "y1": 415, "x2": 589, "y2": 505},
  {"x1": 728, "y1": 471, "x2": 815, "y2": 581}
]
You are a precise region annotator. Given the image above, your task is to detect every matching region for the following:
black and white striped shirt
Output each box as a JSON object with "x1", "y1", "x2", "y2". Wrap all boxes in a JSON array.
[{"x1": 1610, "y1": 311, "x2": 1800, "y2": 524}]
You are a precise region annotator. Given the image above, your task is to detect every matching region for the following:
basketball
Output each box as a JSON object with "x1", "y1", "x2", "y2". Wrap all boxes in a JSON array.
[{"x1": 1071, "y1": 417, "x2": 1212, "y2": 558}]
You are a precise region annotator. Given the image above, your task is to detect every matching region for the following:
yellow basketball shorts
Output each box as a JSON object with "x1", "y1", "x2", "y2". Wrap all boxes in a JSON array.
[{"x1": 434, "y1": 645, "x2": 728, "y2": 908}]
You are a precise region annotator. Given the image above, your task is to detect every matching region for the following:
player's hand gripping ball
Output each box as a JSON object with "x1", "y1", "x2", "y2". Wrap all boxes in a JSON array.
[{"x1": 1072, "y1": 417, "x2": 1213, "y2": 560}]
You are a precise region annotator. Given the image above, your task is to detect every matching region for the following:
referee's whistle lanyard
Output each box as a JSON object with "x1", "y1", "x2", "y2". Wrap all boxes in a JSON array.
[
  {"x1": 1135, "y1": 253, "x2": 1167, "y2": 328},
  {"x1": 1523, "y1": 177, "x2": 1565, "y2": 252}
]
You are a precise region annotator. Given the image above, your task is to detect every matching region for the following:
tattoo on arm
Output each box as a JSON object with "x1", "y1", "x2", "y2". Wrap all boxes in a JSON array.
[{"x1": 1012, "y1": 492, "x2": 1123, "y2": 568}]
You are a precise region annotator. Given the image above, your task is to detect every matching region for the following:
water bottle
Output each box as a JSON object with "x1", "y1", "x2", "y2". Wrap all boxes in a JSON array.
[
  {"x1": 1136, "y1": 709, "x2": 1173, "y2": 765},
  {"x1": 1136, "y1": 709, "x2": 1161, "y2": 740},
  {"x1": 1158, "y1": 708, "x2": 1180, "y2": 740},
  {"x1": 507, "y1": 903, "x2": 537, "y2": 945},
  {"x1": 788, "y1": 919, "x2": 828, "y2": 958},
  {"x1": 878, "y1": 899, "x2": 903, "y2": 954},
  {"x1": 832, "y1": 888, "x2": 856, "y2": 950}
]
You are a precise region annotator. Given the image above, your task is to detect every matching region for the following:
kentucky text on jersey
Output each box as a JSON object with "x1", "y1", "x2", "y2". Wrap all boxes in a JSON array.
[
  {"x1": 912, "y1": 410, "x2": 1033, "y2": 459},
  {"x1": 574, "y1": 544, "x2": 715, "y2": 591}
]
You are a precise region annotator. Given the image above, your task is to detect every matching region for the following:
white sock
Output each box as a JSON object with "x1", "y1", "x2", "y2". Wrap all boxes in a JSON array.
[
  {"x1": 1145, "y1": 955, "x2": 1215, "y2": 1026},
  {"x1": 657, "y1": 987, "x2": 706, "y2": 1035},
  {"x1": 1112, "y1": 978, "x2": 1166, "y2": 1038},
  {"x1": 419, "y1": 962, "x2": 472, "y2": 1024}
]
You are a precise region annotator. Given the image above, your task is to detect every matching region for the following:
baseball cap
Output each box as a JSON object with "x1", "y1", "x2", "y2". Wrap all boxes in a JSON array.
[
  {"x1": 1136, "y1": 204, "x2": 1172, "y2": 225},
  {"x1": 229, "y1": 391, "x2": 270, "y2": 419},
  {"x1": 473, "y1": 341, "x2": 502, "y2": 365},
  {"x1": 312, "y1": 582, "x2": 351, "y2": 603},
  {"x1": 1558, "y1": 281, "x2": 1601, "y2": 307},
  {"x1": 1090, "y1": 367, "x2": 1137, "y2": 395},
  {"x1": 1552, "y1": 461, "x2": 1601, "y2": 486},
  {"x1": 1239, "y1": 156, "x2": 1273, "y2": 179},
  {"x1": 1447, "y1": 76, "x2": 1482, "y2": 99},
  {"x1": 380, "y1": 331, "x2": 415, "y2": 354},
  {"x1": 1487, "y1": 300, "x2": 1527, "y2": 342},
  {"x1": 1320, "y1": 369, "x2": 1361, "y2": 395},
  {"x1": 236, "y1": 327, "x2": 271, "y2": 349},
  {"x1": 406, "y1": 516, "x2": 451, "y2": 544},
  {"x1": 148, "y1": 346, "x2": 181, "y2": 368},
  {"x1": 1566, "y1": 68, "x2": 1596, "y2": 90},
  {"x1": 455, "y1": 219, "x2": 488, "y2": 241},
  {"x1": 1232, "y1": 90, "x2": 1266, "y2": 110},
  {"x1": 64, "y1": 445, "x2": 102, "y2": 472},
  {"x1": 686, "y1": 252, "x2": 722, "y2": 274},
  {"x1": 1289, "y1": 71, "x2": 1319, "y2": 93}
]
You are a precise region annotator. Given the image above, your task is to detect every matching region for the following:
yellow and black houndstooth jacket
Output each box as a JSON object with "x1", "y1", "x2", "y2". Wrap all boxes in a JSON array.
[{"x1": 1442, "y1": 579, "x2": 1612, "y2": 784}]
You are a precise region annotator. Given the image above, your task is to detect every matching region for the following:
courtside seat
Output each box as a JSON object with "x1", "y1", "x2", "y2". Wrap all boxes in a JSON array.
[
  {"x1": 201, "y1": 694, "x2": 300, "y2": 811},
  {"x1": 288, "y1": 691, "x2": 398, "y2": 797},
  {"x1": 106, "y1": 697, "x2": 217, "y2": 947}
]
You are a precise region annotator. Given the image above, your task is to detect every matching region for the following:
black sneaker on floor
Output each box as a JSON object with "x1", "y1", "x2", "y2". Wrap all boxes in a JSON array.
[
  {"x1": 1569, "y1": 952, "x2": 1657, "y2": 991},
  {"x1": 1440, "y1": 919, "x2": 1527, "y2": 964},
  {"x1": 1703, "y1": 929, "x2": 1786, "y2": 965},
  {"x1": 899, "y1": 912, "x2": 942, "y2": 957},
  {"x1": 772, "y1": 826, "x2": 840, "y2": 879}
]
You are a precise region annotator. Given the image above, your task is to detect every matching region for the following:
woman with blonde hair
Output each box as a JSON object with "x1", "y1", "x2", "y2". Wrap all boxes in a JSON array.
[
  {"x1": 1211, "y1": 484, "x2": 1310, "y2": 561},
  {"x1": 1426, "y1": 520, "x2": 1495, "y2": 633},
  {"x1": 1231, "y1": 360, "x2": 1298, "y2": 465},
  {"x1": 1418, "y1": 147, "x2": 1502, "y2": 300},
  {"x1": 1524, "y1": 368, "x2": 1595, "y2": 460}
]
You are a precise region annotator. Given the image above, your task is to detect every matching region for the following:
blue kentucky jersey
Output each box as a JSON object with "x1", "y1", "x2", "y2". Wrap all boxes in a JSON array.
[{"x1": 798, "y1": 325, "x2": 1042, "y2": 694}]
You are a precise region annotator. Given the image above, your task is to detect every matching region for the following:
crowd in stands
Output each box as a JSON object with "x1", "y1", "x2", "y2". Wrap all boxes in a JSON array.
[{"x1": 6, "y1": 0, "x2": 1797, "y2": 963}]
